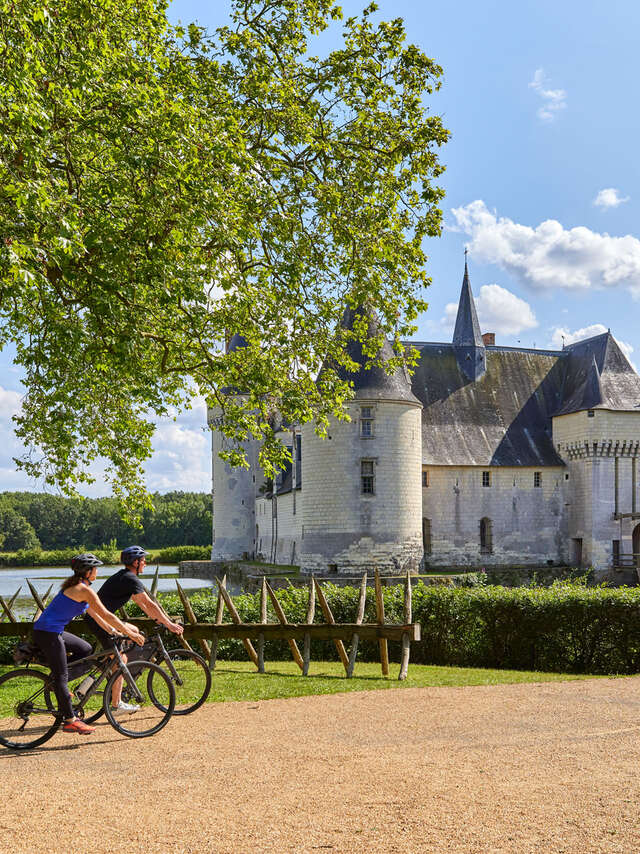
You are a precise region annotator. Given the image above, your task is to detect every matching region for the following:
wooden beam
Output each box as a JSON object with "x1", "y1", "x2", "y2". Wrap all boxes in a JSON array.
[
  {"x1": 257, "y1": 577, "x2": 267, "y2": 674},
  {"x1": 215, "y1": 577, "x2": 259, "y2": 668},
  {"x1": 176, "y1": 580, "x2": 211, "y2": 660},
  {"x1": 0, "y1": 618, "x2": 421, "y2": 642},
  {"x1": 265, "y1": 580, "x2": 304, "y2": 671},
  {"x1": 314, "y1": 579, "x2": 349, "y2": 672},
  {"x1": 208, "y1": 572, "x2": 226, "y2": 671},
  {"x1": 347, "y1": 573, "x2": 367, "y2": 678},
  {"x1": 398, "y1": 572, "x2": 412, "y2": 681},
  {"x1": 374, "y1": 569, "x2": 389, "y2": 676},
  {"x1": 302, "y1": 577, "x2": 315, "y2": 677}
]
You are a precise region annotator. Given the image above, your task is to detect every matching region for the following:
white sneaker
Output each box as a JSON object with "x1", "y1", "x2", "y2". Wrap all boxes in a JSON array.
[{"x1": 111, "y1": 701, "x2": 140, "y2": 715}]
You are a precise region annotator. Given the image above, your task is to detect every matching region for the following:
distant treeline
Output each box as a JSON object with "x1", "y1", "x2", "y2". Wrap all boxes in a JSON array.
[{"x1": 0, "y1": 491, "x2": 212, "y2": 551}]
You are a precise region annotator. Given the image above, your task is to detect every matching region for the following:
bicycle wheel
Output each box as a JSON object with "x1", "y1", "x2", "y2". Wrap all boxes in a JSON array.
[
  {"x1": 0, "y1": 668, "x2": 60, "y2": 750},
  {"x1": 104, "y1": 661, "x2": 174, "y2": 738},
  {"x1": 151, "y1": 649, "x2": 211, "y2": 715}
]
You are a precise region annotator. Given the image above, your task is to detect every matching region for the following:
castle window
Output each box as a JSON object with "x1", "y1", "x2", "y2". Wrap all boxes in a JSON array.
[
  {"x1": 361, "y1": 459, "x2": 375, "y2": 494},
  {"x1": 422, "y1": 470, "x2": 430, "y2": 488},
  {"x1": 587, "y1": 410, "x2": 595, "y2": 418},
  {"x1": 534, "y1": 472, "x2": 542, "y2": 488},
  {"x1": 480, "y1": 517, "x2": 493, "y2": 554},
  {"x1": 360, "y1": 406, "x2": 374, "y2": 438},
  {"x1": 422, "y1": 518, "x2": 432, "y2": 555},
  {"x1": 482, "y1": 471, "x2": 491, "y2": 488}
]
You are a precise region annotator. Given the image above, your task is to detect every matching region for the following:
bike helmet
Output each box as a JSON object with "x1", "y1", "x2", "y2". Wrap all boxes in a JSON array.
[
  {"x1": 71, "y1": 553, "x2": 104, "y2": 573},
  {"x1": 120, "y1": 545, "x2": 149, "y2": 566}
]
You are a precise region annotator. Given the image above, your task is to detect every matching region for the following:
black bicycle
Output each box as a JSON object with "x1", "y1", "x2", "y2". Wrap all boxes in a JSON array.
[
  {"x1": 0, "y1": 636, "x2": 175, "y2": 750},
  {"x1": 80, "y1": 624, "x2": 211, "y2": 723}
]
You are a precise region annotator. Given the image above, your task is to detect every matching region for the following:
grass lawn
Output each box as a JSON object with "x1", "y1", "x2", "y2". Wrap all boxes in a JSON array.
[{"x1": 203, "y1": 659, "x2": 599, "y2": 703}]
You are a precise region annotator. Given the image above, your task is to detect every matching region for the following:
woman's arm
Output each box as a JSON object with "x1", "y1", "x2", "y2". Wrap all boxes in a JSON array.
[{"x1": 83, "y1": 588, "x2": 144, "y2": 644}]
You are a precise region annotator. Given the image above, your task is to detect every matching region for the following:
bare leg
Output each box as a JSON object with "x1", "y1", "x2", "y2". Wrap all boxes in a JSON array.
[{"x1": 110, "y1": 653, "x2": 127, "y2": 706}]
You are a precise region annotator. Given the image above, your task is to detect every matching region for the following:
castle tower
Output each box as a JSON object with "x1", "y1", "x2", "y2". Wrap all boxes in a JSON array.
[
  {"x1": 300, "y1": 307, "x2": 423, "y2": 575},
  {"x1": 552, "y1": 332, "x2": 640, "y2": 575},
  {"x1": 453, "y1": 259, "x2": 486, "y2": 381},
  {"x1": 209, "y1": 333, "x2": 259, "y2": 561}
]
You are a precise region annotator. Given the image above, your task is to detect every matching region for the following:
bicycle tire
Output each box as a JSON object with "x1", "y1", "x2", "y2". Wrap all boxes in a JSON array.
[
  {"x1": 0, "y1": 668, "x2": 61, "y2": 750},
  {"x1": 104, "y1": 661, "x2": 175, "y2": 738},
  {"x1": 151, "y1": 649, "x2": 212, "y2": 715}
]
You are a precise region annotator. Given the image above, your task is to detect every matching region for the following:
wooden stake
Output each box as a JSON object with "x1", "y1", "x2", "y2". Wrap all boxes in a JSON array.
[
  {"x1": 398, "y1": 571, "x2": 412, "y2": 681},
  {"x1": 257, "y1": 577, "x2": 267, "y2": 674},
  {"x1": 374, "y1": 569, "x2": 389, "y2": 676},
  {"x1": 215, "y1": 577, "x2": 259, "y2": 668},
  {"x1": 347, "y1": 573, "x2": 367, "y2": 678},
  {"x1": 176, "y1": 581, "x2": 211, "y2": 659},
  {"x1": 150, "y1": 565, "x2": 160, "y2": 599},
  {"x1": 0, "y1": 588, "x2": 21, "y2": 624},
  {"x1": 313, "y1": 579, "x2": 349, "y2": 673},
  {"x1": 27, "y1": 580, "x2": 53, "y2": 621},
  {"x1": 303, "y1": 577, "x2": 315, "y2": 676},
  {"x1": 265, "y1": 580, "x2": 304, "y2": 671},
  {"x1": 209, "y1": 573, "x2": 226, "y2": 671},
  {"x1": 0, "y1": 594, "x2": 19, "y2": 624}
]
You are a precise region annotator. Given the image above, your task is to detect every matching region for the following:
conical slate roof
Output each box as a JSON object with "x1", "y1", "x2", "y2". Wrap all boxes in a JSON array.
[
  {"x1": 453, "y1": 260, "x2": 483, "y2": 347},
  {"x1": 227, "y1": 333, "x2": 248, "y2": 353},
  {"x1": 333, "y1": 306, "x2": 421, "y2": 405}
]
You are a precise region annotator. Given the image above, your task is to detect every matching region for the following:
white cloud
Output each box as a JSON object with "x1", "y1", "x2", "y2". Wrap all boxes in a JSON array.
[
  {"x1": 529, "y1": 68, "x2": 567, "y2": 122},
  {"x1": 0, "y1": 386, "x2": 22, "y2": 419},
  {"x1": 593, "y1": 188, "x2": 630, "y2": 209},
  {"x1": 452, "y1": 200, "x2": 640, "y2": 299},
  {"x1": 549, "y1": 323, "x2": 637, "y2": 371},
  {"x1": 442, "y1": 284, "x2": 538, "y2": 337}
]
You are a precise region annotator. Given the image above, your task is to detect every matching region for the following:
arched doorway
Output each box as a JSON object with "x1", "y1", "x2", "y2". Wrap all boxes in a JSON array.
[{"x1": 633, "y1": 524, "x2": 640, "y2": 568}]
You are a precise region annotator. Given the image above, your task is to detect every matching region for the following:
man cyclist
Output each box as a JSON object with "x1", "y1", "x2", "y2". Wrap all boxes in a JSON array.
[{"x1": 84, "y1": 545, "x2": 184, "y2": 713}]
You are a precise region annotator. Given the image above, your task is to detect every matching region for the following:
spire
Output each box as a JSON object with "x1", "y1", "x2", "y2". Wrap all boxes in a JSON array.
[{"x1": 453, "y1": 255, "x2": 483, "y2": 348}]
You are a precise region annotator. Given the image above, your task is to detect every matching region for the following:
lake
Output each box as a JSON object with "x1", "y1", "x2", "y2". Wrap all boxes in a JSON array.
[{"x1": 0, "y1": 565, "x2": 216, "y2": 618}]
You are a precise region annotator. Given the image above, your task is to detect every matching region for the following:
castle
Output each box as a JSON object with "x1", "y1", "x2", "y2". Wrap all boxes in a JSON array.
[{"x1": 208, "y1": 263, "x2": 640, "y2": 577}]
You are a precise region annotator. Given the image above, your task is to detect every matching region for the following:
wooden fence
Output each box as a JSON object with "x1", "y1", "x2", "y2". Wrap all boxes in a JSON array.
[{"x1": 0, "y1": 569, "x2": 420, "y2": 680}]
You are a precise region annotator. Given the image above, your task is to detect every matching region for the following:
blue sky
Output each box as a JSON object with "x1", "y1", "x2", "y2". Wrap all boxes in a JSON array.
[{"x1": 2, "y1": 0, "x2": 639, "y2": 496}]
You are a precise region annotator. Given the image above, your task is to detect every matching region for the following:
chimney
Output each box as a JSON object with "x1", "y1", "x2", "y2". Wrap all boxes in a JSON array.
[{"x1": 482, "y1": 332, "x2": 495, "y2": 346}]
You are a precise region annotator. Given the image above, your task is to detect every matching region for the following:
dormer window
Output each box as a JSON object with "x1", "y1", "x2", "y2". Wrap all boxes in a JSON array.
[{"x1": 360, "y1": 406, "x2": 374, "y2": 438}]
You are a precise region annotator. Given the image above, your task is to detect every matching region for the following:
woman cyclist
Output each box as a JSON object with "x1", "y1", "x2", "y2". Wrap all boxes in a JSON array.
[{"x1": 33, "y1": 553, "x2": 144, "y2": 735}]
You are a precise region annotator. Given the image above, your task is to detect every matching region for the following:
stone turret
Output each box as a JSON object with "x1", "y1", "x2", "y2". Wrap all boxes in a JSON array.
[
  {"x1": 453, "y1": 259, "x2": 486, "y2": 381},
  {"x1": 300, "y1": 306, "x2": 423, "y2": 575},
  {"x1": 209, "y1": 333, "x2": 259, "y2": 561},
  {"x1": 552, "y1": 331, "x2": 640, "y2": 575}
]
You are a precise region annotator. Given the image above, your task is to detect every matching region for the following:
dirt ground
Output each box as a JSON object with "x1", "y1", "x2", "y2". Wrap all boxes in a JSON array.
[{"x1": 2, "y1": 676, "x2": 640, "y2": 853}]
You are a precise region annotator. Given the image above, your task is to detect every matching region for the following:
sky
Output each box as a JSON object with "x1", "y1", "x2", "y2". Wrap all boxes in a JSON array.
[{"x1": 2, "y1": 0, "x2": 639, "y2": 496}]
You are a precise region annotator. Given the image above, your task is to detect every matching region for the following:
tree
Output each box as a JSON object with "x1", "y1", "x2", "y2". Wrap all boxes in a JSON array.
[
  {"x1": 0, "y1": 501, "x2": 40, "y2": 550},
  {"x1": 0, "y1": 0, "x2": 448, "y2": 517}
]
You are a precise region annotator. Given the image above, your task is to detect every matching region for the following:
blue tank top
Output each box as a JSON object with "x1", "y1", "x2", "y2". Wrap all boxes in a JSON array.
[{"x1": 33, "y1": 591, "x2": 89, "y2": 634}]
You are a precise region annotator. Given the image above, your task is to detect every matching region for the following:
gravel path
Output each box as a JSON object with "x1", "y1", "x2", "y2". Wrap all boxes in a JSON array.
[{"x1": 2, "y1": 676, "x2": 640, "y2": 853}]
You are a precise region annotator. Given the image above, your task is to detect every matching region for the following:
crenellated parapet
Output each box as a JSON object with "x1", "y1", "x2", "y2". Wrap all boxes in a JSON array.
[{"x1": 558, "y1": 438, "x2": 640, "y2": 460}]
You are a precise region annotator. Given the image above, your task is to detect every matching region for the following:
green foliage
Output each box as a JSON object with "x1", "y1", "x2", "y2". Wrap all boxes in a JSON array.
[
  {"x1": 153, "y1": 545, "x2": 212, "y2": 563},
  {"x1": 0, "y1": 545, "x2": 121, "y2": 568},
  {"x1": 130, "y1": 580, "x2": 640, "y2": 675},
  {"x1": 0, "y1": 0, "x2": 448, "y2": 516},
  {"x1": 0, "y1": 491, "x2": 211, "y2": 550},
  {"x1": 0, "y1": 501, "x2": 40, "y2": 550}
]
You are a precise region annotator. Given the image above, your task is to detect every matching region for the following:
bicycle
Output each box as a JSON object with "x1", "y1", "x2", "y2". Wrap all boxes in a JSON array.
[
  {"x1": 81, "y1": 623, "x2": 211, "y2": 723},
  {"x1": 0, "y1": 636, "x2": 175, "y2": 750}
]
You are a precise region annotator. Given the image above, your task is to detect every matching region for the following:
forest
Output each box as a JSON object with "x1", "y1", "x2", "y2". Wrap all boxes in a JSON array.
[{"x1": 0, "y1": 491, "x2": 212, "y2": 551}]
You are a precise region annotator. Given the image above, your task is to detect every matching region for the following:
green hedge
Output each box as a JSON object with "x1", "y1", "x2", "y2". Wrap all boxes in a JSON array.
[
  {"x1": 151, "y1": 545, "x2": 211, "y2": 564},
  {"x1": 0, "y1": 546, "x2": 122, "y2": 568},
  {"x1": 5, "y1": 581, "x2": 640, "y2": 674}
]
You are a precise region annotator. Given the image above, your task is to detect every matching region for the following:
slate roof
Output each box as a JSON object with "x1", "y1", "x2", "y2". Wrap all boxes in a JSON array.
[
  {"x1": 409, "y1": 331, "x2": 640, "y2": 467},
  {"x1": 453, "y1": 261, "x2": 483, "y2": 347},
  {"x1": 330, "y1": 306, "x2": 421, "y2": 405}
]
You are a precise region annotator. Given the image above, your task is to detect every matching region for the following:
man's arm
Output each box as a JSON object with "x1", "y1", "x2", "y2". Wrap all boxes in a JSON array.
[{"x1": 131, "y1": 590, "x2": 184, "y2": 635}]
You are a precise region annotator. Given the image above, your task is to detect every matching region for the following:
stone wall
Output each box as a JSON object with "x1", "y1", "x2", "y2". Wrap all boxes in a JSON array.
[
  {"x1": 553, "y1": 409, "x2": 640, "y2": 573},
  {"x1": 421, "y1": 465, "x2": 568, "y2": 567},
  {"x1": 299, "y1": 399, "x2": 423, "y2": 574}
]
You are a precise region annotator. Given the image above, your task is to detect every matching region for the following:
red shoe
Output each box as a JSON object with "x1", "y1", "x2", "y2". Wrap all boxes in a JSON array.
[{"x1": 62, "y1": 719, "x2": 96, "y2": 735}]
